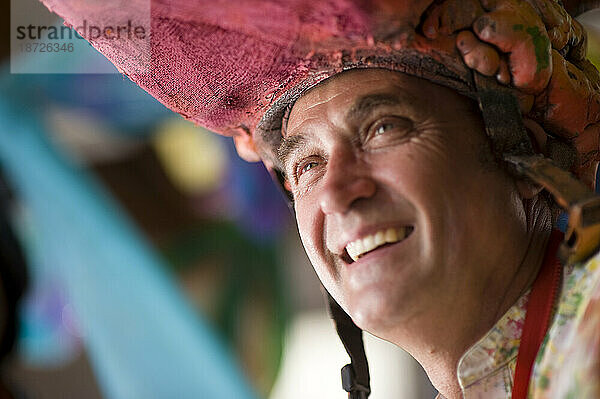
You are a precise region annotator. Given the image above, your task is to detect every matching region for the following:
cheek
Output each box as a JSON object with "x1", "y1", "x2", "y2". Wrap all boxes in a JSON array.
[
  {"x1": 372, "y1": 139, "x2": 453, "y2": 209},
  {"x1": 295, "y1": 202, "x2": 325, "y2": 273},
  {"x1": 295, "y1": 199, "x2": 316, "y2": 246},
  {"x1": 295, "y1": 200, "x2": 343, "y2": 300},
  {"x1": 371, "y1": 136, "x2": 475, "y2": 254}
]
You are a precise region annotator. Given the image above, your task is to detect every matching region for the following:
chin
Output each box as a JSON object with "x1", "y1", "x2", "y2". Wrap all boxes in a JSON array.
[{"x1": 344, "y1": 285, "x2": 410, "y2": 336}]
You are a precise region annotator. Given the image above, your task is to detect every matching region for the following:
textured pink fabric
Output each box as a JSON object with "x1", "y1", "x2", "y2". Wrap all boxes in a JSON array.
[{"x1": 40, "y1": 0, "x2": 470, "y2": 142}]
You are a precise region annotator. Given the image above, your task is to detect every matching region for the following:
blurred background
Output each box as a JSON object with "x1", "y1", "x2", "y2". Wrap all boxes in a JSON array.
[{"x1": 0, "y1": 0, "x2": 443, "y2": 398}]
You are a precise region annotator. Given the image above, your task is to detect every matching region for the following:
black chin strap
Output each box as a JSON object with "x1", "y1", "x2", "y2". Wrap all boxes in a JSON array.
[{"x1": 325, "y1": 291, "x2": 371, "y2": 398}]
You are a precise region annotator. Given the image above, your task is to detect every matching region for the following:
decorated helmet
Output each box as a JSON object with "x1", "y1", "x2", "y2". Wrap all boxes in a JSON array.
[{"x1": 39, "y1": 0, "x2": 600, "y2": 397}]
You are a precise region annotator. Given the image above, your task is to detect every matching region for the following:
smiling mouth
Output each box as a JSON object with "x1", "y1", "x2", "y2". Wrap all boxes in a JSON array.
[{"x1": 345, "y1": 226, "x2": 414, "y2": 262}]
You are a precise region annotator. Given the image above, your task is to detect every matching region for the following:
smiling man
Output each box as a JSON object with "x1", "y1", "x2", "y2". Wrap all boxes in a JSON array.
[
  {"x1": 281, "y1": 69, "x2": 546, "y2": 333},
  {"x1": 39, "y1": 0, "x2": 600, "y2": 398},
  {"x1": 280, "y1": 68, "x2": 553, "y2": 398}
]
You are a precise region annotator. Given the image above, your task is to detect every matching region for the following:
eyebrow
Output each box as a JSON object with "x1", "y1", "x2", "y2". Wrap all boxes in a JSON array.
[
  {"x1": 345, "y1": 93, "x2": 414, "y2": 127},
  {"x1": 276, "y1": 92, "x2": 417, "y2": 172},
  {"x1": 277, "y1": 133, "x2": 309, "y2": 173}
]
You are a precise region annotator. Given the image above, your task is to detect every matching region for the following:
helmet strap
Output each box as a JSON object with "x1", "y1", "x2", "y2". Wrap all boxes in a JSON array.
[{"x1": 324, "y1": 289, "x2": 371, "y2": 398}]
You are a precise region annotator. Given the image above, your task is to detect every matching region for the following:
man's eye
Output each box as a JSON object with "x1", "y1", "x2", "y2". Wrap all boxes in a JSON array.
[
  {"x1": 368, "y1": 117, "x2": 414, "y2": 140},
  {"x1": 375, "y1": 123, "x2": 394, "y2": 135},
  {"x1": 296, "y1": 159, "x2": 319, "y2": 179}
]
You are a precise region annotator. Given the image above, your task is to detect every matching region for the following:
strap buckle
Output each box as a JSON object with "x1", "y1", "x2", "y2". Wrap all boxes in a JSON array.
[
  {"x1": 560, "y1": 196, "x2": 600, "y2": 264},
  {"x1": 504, "y1": 154, "x2": 600, "y2": 264},
  {"x1": 341, "y1": 364, "x2": 371, "y2": 399}
]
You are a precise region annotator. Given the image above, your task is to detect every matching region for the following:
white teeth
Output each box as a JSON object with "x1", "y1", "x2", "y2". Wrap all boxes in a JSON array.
[
  {"x1": 397, "y1": 227, "x2": 406, "y2": 241},
  {"x1": 374, "y1": 231, "x2": 385, "y2": 247},
  {"x1": 363, "y1": 235, "x2": 375, "y2": 253},
  {"x1": 346, "y1": 227, "x2": 411, "y2": 262},
  {"x1": 385, "y1": 228, "x2": 397, "y2": 242}
]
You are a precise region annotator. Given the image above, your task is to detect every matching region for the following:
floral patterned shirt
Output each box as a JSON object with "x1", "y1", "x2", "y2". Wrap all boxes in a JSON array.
[{"x1": 437, "y1": 249, "x2": 600, "y2": 398}]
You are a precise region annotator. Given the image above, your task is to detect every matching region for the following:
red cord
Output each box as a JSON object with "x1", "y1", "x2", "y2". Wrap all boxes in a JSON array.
[{"x1": 512, "y1": 231, "x2": 563, "y2": 399}]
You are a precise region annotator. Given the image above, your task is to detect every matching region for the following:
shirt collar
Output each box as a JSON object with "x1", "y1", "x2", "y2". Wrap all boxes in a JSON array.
[{"x1": 456, "y1": 291, "x2": 530, "y2": 389}]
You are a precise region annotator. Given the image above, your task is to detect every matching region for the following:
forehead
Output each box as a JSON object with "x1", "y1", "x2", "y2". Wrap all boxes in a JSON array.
[{"x1": 285, "y1": 68, "x2": 468, "y2": 135}]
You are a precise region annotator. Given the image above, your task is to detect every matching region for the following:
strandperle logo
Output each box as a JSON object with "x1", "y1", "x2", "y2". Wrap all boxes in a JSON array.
[
  {"x1": 15, "y1": 20, "x2": 147, "y2": 41},
  {"x1": 11, "y1": 0, "x2": 152, "y2": 74}
]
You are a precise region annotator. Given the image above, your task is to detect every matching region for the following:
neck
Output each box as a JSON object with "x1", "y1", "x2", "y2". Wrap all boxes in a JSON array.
[{"x1": 390, "y1": 196, "x2": 552, "y2": 399}]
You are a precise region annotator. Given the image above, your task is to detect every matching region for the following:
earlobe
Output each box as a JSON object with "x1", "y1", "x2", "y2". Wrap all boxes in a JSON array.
[
  {"x1": 233, "y1": 132, "x2": 262, "y2": 162},
  {"x1": 283, "y1": 179, "x2": 292, "y2": 192}
]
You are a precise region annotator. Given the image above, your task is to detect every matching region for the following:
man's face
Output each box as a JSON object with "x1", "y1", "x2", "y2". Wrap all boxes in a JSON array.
[{"x1": 279, "y1": 69, "x2": 528, "y2": 337}]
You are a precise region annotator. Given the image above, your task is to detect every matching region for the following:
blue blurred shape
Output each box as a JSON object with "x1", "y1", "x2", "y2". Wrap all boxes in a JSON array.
[{"x1": 0, "y1": 96, "x2": 258, "y2": 398}]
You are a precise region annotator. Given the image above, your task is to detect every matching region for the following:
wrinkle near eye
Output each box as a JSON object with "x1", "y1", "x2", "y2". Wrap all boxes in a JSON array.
[
  {"x1": 401, "y1": 123, "x2": 452, "y2": 163},
  {"x1": 290, "y1": 146, "x2": 328, "y2": 187}
]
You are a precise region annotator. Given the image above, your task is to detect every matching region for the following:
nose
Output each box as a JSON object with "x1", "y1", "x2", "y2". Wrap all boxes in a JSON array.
[{"x1": 319, "y1": 147, "x2": 376, "y2": 215}]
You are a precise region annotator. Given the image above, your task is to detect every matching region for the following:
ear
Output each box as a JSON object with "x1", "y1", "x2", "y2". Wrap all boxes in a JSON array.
[
  {"x1": 522, "y1": 118, "x2": 547, "y2": 154},
  {"x1": 515, "y1": 118, "x2": 548, "y2": 199},
  {"x1": 233, "y1": 132, "x2": 261, "y2": 162}
]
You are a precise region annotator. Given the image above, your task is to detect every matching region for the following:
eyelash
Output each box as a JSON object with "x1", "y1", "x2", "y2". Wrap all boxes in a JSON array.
[
  {"x1": 366, "y1": 116, "x2": 414, "y2": 142},
  {"x1": 294, "y1": 157, "x2": 321, "y2": 181}
]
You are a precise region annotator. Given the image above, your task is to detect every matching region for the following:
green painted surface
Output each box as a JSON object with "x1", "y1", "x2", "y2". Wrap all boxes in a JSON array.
[{"x1": 526, "y1": 26, "x2": 551, "y2": 73}]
